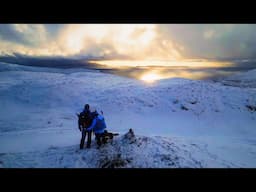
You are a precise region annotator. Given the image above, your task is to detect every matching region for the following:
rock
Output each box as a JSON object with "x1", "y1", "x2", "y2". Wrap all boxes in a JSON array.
[
  {"x1": 246, "y1": 105, "x2": 256, "y2": 112},
  {"x1": 181, "y1": 105, "x2": 189, "y2": 111},
  {"x1": 123, "y1": 128, "x2": 136, "y2": 144}
]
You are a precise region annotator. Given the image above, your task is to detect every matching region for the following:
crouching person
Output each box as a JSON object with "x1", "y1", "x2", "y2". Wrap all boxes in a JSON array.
[{"x1": 86, "y1": 111, "x2": 107, "y2": 148}]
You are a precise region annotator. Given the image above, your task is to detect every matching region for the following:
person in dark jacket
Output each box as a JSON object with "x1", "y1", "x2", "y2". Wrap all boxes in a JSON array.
[
  {"x1": 86, "y1": 110, "x2": 107, "y2": 148},
  {"x1": 78, "y1": 104, "x2": 93, "y2": 149}
]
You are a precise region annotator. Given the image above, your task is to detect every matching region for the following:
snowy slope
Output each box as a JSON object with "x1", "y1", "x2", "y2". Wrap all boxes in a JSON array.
[
  {"x1": 221, "y1": 69, "x2": 256, "y2": 88},
  {"x1": 0, "y1": 62, "x2": 256, "y2": 167},
  {"x1": 1, "y1": 129, "x2": 251, "y2": 168}
]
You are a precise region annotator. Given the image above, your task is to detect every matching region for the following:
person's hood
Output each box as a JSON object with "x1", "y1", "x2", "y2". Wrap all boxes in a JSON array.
[{"x1": 97, "y1": 114, "x2": 104, "y2": 120}]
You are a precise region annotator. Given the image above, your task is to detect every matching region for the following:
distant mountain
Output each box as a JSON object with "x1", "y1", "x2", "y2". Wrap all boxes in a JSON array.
[{"x1": 0, "y1": 53, "x2": 103, "y2": 69}]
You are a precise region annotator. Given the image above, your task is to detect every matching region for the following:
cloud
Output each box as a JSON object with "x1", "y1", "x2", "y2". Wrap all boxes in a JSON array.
[
  {"x1": 1, "y1": 24, "x2": 256, "y2": 63},
  {"x1": 57, "y1": 24, "x2": 173, "y2": 59},
  {"x1": 0, "y1": 24, "x2": 182, "y2": 60},
  {"x1": 203, "y1": 29, "x2": 216, "y2": 39},
  {"x1": 0, "y1": 24, "x2": 48, "y2": 47},
  {"x1": 1, "y1": 25, "x2": 77, "y2": 56},
  {"x1": 157, "y1": 24, "x2": 256, "y2": 60}
]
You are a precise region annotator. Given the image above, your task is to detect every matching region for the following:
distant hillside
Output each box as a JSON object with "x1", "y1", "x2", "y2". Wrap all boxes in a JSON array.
[
  {"x1": 222, "y1": 68, "x2": 256, "y2": 88},
  {"x1": 0, "y1": 53, "x2": 103, "y2": 69}
]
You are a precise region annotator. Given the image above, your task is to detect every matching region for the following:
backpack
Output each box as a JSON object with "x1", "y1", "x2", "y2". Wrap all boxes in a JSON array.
[{"x1": 79, "y1": 111, "x2": 93, "y2": 128}]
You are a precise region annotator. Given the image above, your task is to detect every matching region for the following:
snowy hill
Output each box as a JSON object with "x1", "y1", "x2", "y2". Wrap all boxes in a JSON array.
[
  {"x1": 0, "y1": 62, "x2": 256, "y2": 167},
  {"x1": 0, "y1": 129, "x2": 247, "y2": 168},
  {"x1": 221, "y1": 69, "x2": 256, "y2": 88}
]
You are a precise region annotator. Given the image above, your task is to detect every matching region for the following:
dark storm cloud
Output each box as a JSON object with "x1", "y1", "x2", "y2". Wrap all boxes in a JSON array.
[
  {"x1": 158, "y1": 24, "x2": 256, "y2": 60},
  {"x1": 44, "y1": 24, "x2": 67, "y2": 39},
  {"x1": 0, "y1": 24, "x2": 29, "y2": 45},
  {"x1": 0, "y1": 24, "x2": 48, "y2": 47}
]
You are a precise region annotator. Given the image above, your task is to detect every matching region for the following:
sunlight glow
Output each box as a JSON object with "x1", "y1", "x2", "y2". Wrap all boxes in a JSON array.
[
  {"x1": 60, "y1": 24, "x2": 159, "y2": 57},
  {"x1": 90, "y1": 59, "x2": 233, "y2": 68},
  {"x1": 141, "y1": 73, "x2": 162, "y2": 82},
  {"x1": 113, "y1": 25, "x2": 156, "y2": 54}
]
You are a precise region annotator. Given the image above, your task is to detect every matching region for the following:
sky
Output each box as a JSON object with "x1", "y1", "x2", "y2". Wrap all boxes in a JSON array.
[
  {"x1": 1, "y1": 24, "x2": 256, "y2": 82},
  {"x1": 1, "y1": 24, "x2": 256, "y2": 61}
]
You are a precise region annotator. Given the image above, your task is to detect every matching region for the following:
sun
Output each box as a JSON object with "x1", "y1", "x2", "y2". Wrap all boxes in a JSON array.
[{"x1": 141, "y1": 73, "x2": 161, "y2": 83}]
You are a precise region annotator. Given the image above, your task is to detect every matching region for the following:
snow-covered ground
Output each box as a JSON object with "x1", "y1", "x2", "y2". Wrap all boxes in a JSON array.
[
  {"x1": 0, "y1": 62, "x2": 256, "y2": 168},
  {"x1": 221, "y1": 69, "x2": 256, "y2": 88}
]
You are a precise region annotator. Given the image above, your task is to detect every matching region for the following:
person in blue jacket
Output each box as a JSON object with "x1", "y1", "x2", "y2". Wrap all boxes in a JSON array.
[{"x1": 86, "y1": 110, "x2": 107, "y2": 148}]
